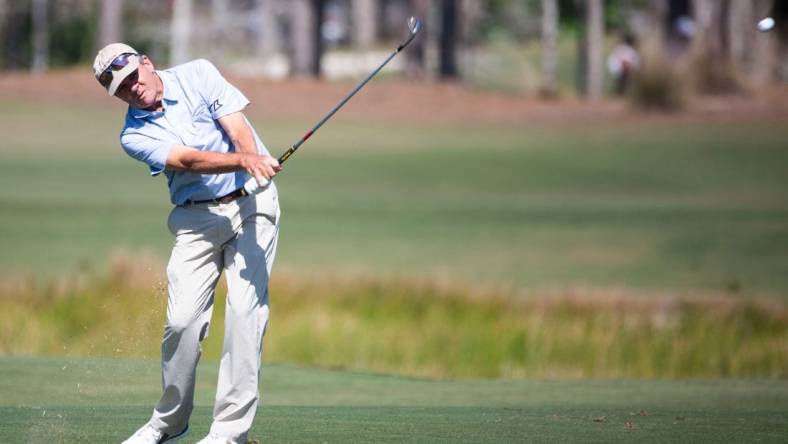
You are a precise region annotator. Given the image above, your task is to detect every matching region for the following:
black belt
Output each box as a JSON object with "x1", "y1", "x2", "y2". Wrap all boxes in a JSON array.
[{"x1": 184, "y1": 187, "x2": 249, "y2": 205}]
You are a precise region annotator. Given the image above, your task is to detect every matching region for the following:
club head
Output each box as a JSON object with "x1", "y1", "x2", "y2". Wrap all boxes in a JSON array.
[{"x1": 408, "y1": 16, "x2": 423, "y2": 35}]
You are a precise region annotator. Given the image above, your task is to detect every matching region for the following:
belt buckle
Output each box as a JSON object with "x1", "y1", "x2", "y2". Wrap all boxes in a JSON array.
[{"x1": 218, "y1": 188, "x2": 245, "y2": 205}]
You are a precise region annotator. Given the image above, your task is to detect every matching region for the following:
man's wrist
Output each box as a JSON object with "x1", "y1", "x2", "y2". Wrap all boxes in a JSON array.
[{"x1": 235, "y1": 152, "x2": 250, "y2": 170}]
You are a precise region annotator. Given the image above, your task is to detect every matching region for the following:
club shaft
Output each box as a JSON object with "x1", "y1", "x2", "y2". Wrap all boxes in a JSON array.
[{"x1": 278, "y1": 37, "x2": 414, "y2": 165}]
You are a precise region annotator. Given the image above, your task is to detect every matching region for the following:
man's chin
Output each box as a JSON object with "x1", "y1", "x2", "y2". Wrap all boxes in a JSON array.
[{"x1": 131, "y1": 98, "x2": 154, "y2": 110}]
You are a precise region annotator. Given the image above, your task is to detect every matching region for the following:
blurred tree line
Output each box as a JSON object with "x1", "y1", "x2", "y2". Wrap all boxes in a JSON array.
[{"x1": 0, "y1": 0, "x2": 785, "y2": 100}]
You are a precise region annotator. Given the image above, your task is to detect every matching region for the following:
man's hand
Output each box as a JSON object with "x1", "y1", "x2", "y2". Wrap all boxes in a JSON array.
[{"x1": 239, "y1": 153, "x2": 282, "y2": 186}]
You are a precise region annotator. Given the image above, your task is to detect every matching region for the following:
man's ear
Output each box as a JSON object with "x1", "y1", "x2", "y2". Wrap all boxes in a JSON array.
[{"x1": 140, "y1": 55, "x2": 155, "y2": 70}]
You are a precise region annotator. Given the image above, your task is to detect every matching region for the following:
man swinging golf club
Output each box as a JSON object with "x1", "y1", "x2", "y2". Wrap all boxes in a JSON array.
[
  {"x1": 95, "y1": 16, "x2": 422, "y2": 444},
  {"x1": 94, "y1": 43, "x2": 281, "y2": 444}
]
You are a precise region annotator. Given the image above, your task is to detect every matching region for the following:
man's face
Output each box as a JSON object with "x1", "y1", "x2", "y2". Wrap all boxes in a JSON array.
[{"x1": 114, "y1": 56, "x2": 159, "y2": 109}]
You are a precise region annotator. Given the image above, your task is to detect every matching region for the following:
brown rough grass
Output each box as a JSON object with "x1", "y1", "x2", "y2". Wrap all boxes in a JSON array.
[{"x1": 1, "y1": 251, "x2": 786, "y2": 379}]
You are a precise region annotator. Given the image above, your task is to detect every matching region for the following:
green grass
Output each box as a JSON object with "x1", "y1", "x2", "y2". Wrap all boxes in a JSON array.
[
  {"x1": 1, "y1": 356, "x2": 787, "y2": 443},
  {"x1": 1, "y1": 100, "x2": 787, "y2": 294}
]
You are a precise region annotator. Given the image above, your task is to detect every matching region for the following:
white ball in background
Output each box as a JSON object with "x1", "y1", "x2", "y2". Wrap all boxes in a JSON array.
[{"x1": 757, "y1": 17, "x2": 775, "y2": 32}]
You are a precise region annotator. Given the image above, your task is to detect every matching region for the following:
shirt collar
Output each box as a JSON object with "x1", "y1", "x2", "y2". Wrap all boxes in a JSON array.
[{"x1": 128, "y1": 70, "x2": 178, "y2": 119}]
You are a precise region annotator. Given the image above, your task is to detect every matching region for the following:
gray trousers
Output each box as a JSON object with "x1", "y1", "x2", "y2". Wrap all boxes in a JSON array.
[{"x1": 149, "y1": 183, "x2": 280, "y2": 443}]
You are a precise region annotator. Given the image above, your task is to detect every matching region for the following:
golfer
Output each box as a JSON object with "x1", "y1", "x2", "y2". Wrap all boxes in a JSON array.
[{"x1": 94, "y1": 43, "x2": 281, "y2": 444}]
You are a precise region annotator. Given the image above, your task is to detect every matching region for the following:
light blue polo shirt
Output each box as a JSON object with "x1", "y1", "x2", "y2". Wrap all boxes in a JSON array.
[{"x1": 120, "y1": 59, "x2": 270, "y2": 205}]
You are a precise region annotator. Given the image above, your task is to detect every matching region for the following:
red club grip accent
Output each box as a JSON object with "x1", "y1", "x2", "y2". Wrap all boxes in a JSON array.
[{"x1": 303, "y1": 130, "x2": 314, "y2": 142}]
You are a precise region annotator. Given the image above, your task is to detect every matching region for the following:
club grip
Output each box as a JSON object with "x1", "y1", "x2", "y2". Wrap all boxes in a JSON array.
[{"x1": 278, "y1": 147, "x2": 297, "y2": 165}]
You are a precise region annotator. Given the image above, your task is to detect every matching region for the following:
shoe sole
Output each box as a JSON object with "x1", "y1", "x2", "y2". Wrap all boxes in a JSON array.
[{"x1": 160, "y1": 425, "x2": 189, "y2": 443}]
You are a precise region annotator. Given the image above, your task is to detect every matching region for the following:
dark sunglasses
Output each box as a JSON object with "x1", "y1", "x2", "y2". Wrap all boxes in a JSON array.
[{"x1": 98, "y1": 53, "x2": 138, "y2": 89}]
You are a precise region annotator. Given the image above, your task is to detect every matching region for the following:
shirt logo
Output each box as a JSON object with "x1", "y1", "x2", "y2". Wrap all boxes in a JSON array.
[{"x1": 208, "y1": 99, "x2": 222, "y2": 113}]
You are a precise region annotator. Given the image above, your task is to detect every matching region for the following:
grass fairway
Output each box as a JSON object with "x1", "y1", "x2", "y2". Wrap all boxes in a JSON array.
[
  {"x1": 1, "y1": 101, "x2": 788, "y2": 293},
  {"x1": 0, "y1": 356, "x2": 786, "y2": 443}
]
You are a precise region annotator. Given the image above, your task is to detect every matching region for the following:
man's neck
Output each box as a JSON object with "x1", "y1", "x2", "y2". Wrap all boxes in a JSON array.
[{"x1": 145, "y1": 72, "x2": 165, "y2": 112}]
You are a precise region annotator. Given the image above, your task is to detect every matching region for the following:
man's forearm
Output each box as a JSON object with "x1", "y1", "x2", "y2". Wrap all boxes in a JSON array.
[
  {"x1": 167, "y1": 146, "x2": 245, "y2": 173},
  {"x1": 166, "y1": 145, "x2": 280, "y2": 183},
  {"x1": 230, "y1": 124, "x2": 258, "y2": 155},
  {"x1": 219, "y1": 112, "x2": 259, "y2": 155}
]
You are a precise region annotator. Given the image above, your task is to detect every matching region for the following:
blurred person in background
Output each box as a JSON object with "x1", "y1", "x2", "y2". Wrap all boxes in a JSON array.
[
  {"x1": 607, "y1": 32, "x2": 641, "y2": 95},
  {"x1": 93, "y1": 43, "x2": 281, "y2": 444}
]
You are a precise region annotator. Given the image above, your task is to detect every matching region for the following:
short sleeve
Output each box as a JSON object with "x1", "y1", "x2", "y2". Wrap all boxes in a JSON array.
[
  {"x1": 120, "y1": 131, "x2": 173, "y2": 176},
  {"x1": 194, "y1": 59, "x2": 250, "y2": 120}
]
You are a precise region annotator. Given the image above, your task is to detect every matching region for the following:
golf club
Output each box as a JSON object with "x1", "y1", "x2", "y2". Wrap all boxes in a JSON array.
[{"x1": 243, "y1": 15, "x2": 424, "y2": 194}]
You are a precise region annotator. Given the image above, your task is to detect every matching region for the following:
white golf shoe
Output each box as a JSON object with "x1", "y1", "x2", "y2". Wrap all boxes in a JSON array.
[
  {"x1": 195, "y1": 433, "x2": 237, "y2": 444},
  {"x1": 121, "y1": 422, "x2": 189, "y2": 444}
]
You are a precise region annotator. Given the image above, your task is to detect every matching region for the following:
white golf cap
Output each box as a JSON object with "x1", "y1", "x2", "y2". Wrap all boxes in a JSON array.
[{"x1": 93, "y1": 43, "x2": 140, "y2": 95}]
